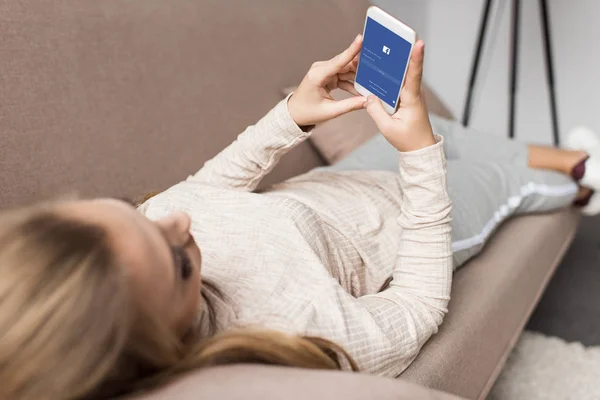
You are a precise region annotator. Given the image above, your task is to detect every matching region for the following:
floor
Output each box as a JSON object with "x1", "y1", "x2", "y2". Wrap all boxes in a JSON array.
[{"x1": 526, "y1": 214, "x2": 600, "y2": 345}]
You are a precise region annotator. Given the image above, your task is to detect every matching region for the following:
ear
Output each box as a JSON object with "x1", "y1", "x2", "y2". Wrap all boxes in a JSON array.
[{"x1": 155, "y1": 211, "x2": 192, "y2": 244}]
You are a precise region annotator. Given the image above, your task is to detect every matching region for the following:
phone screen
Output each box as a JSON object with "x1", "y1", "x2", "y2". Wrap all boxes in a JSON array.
[{"x1": 356, "y1": 17, "x2": 412, "y2": 108}]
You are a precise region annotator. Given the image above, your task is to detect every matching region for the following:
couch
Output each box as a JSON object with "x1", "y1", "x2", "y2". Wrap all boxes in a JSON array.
[{"x1": 0, "y1": 1, "x2": 580, "y2": 399}]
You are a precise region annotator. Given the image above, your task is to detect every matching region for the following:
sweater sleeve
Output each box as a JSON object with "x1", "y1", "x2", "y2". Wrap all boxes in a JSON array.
[
  {"x1": 189, "y1": 94, "x2": 313, "y2": 191},
  {"x1": 304, "y1": 135, "x2": 453, "y2": 377}
]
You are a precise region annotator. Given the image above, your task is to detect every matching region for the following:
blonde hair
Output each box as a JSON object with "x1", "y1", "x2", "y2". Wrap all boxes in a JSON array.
[{"x1": 0, "y1": 202, "x2": 357, "y2": 399}]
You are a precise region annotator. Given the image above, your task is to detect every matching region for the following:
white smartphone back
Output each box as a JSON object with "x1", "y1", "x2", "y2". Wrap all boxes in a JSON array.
[{"x1": 354, "y1": 6, "x2": 416, "y2": 115}]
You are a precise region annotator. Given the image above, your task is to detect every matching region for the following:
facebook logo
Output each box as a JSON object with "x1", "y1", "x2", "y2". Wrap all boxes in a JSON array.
[{"x1": 382, "y1": 45, "x2": 391, "y2": 55}]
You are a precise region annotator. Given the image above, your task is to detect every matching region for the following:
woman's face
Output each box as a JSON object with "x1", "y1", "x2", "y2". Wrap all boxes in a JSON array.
[{"x1": 58, "y1": 199, "x2": 202, "y2": 337}]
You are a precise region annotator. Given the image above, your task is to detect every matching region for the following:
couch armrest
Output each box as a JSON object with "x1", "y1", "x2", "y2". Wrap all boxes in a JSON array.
[{"x1": 132, "y1": 365, "x2": 466, "y2": 400}]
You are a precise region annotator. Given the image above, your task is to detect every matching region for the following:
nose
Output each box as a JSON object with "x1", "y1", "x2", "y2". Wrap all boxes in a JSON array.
[{"x1": 157, "y1": 211, "x2": 192, "y2": 246}]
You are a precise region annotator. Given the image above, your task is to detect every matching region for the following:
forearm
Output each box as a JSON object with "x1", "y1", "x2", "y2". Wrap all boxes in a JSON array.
[
  {"x1": 314, "y1": 138, "x2": 453, "y2": 377},
  {"x1": 389, "y1": 135, "x2": 453, "y2": 321},
  {"x1": 190, "y1": 95, "x2": 312, "y2": 191}
]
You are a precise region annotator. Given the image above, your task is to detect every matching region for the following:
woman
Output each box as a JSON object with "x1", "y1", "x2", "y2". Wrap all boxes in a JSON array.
[{"x1": 1, "y1": 36, "x2": 598, "y2": 399}]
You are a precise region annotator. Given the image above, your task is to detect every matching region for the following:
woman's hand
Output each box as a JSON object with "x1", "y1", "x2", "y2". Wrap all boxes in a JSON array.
[
  {"x1": 288, "y1": 35, "x2": 368, "y2": 127},
  {"x1": 365, "y1": 40, "x2": 436, "y2": 152}
]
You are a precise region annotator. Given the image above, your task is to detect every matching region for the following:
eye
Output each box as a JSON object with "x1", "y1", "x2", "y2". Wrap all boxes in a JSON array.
[{"x1": 172, "y1": 247, "x2": 193, "y2": 281}]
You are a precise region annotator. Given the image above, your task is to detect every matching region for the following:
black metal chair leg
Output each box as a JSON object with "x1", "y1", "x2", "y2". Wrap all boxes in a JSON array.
[
  {"x1": 539, "y1": 0, "x2": 560, "y2": 146},
  {"x1": 462, "y1": 0, "x2": 494, "y2": 127},
  {"x1": 509, "y1": 0, "x2": 521, "y2": 139}
]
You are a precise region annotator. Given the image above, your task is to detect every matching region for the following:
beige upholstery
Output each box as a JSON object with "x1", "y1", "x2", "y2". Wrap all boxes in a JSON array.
[
  {"x1": 134, "y1": 365, "x2": 465, "y2": 400},
  {"x1": 0, "y1": 0, "x2": 356, "y2": 208},
  {"x1": 0, "y1": 1, "x2": 579, "y2": 399}
]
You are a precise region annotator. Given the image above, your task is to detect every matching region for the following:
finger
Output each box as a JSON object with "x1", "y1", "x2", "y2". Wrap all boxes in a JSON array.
[
  {"x1": 324, "y1": 96, "x2": 367, "y2": 119},
  {"x1": 320, "y1": 34, "x2": 363, "y2": 83},
  {"x1": 402, "y1": 40, "x2": 425, "y2": 101},
  {"x1": 338, "y1": 72, "x2": 355, "y2": 81},
  {"x1": 337, "y1": 80, "x2": 360, "y2": 96},
  {"x1": 338, "y1": 63, "x2": 353, "y2": 74},
  {"x1": 339, "y1": 55, "x2": 360, "y2": 74},
  {"x1": 325, "y1": 75, "x2": 339, "y2": 93},
  {"x1": 365, "y1": 96, "x2": 392, "y2": 133}
]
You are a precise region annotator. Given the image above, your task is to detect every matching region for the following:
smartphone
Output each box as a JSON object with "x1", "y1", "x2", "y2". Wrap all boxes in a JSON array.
[{"x1": 354, "y1": 6, "x2": 416, "y2": 115}]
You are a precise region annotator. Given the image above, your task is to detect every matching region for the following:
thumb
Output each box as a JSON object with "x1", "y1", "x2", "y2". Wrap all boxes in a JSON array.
[
  {"x1": 365, "y1": 96, "x2": 392, "y2": 132},
  {"x1": 325, "y1": 96, "x2": 368, "y2": 119}
]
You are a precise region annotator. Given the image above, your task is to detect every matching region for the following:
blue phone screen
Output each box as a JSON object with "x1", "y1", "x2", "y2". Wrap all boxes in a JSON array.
[{"x1": 355, "y1": 17, "x2": 412, "y2": 108}]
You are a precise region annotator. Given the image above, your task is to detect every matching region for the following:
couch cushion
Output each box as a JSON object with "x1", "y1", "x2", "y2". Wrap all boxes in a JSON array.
[
  {"x1": 401, "y1": 208, "x2": 580, "y2": 399},
  {"x1": 133, "y1": 365, "x2": 465, "y2": 400},
  {"x1": 0, "y1": 0, "x2": 371, "y2": 208}
]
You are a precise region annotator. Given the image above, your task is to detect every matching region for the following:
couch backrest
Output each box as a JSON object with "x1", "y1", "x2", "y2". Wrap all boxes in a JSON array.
[{"x1": 0, "y1": 0, "x2": 369, "y2": 208}]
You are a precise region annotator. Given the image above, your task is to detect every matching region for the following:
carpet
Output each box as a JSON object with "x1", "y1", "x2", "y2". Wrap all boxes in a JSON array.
[{"x1": 489, "y1": 331, "x2": 600, "y2": 400}]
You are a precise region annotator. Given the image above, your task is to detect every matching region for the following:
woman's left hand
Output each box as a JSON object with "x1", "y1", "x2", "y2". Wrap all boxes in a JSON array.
[{"x1": 288, "y1": 35, "x2": 367, "y2": 127}]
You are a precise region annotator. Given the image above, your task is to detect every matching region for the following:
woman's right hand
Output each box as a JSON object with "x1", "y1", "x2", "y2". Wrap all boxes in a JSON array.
[{"x1": 365, "y1": 40, "x2": 436, "y2": 153}]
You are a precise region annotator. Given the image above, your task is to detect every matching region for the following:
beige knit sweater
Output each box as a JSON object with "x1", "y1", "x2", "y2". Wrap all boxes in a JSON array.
[{"x1": 139, "y1": 98, "x2": 453, "y2": 377}]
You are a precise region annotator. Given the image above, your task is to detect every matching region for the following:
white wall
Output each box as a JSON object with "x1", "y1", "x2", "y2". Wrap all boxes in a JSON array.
[{"x1": 372, "y1": 0, "x2": 600, "y2": 145}]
